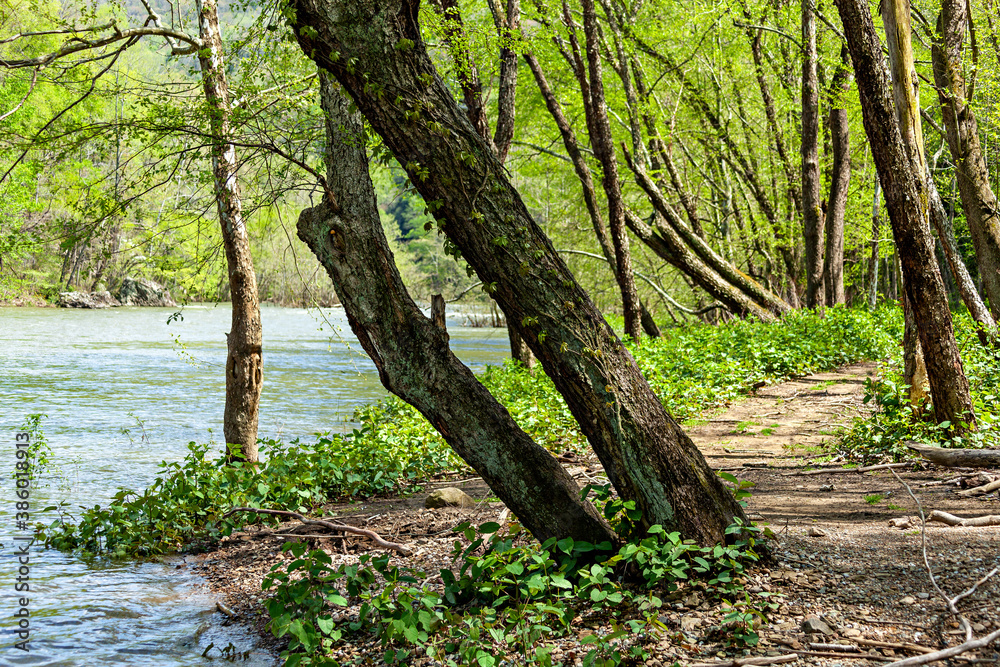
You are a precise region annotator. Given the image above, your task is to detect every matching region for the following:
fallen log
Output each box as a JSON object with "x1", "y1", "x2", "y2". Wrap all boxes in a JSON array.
[
  {"x1": 907, "y1": 443, "x2": 1000, "y2": 468},
  {"x1": 957, "y1": 479, "x2": 1000, "y2": 497},
  {"x1": 928, "y1": 510, "x2": 1000, "y2": 527}
]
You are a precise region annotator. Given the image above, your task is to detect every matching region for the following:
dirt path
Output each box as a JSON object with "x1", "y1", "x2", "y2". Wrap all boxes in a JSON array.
[{"x1": 194, "y1": 362, "x2": 1000, "y2": 665}]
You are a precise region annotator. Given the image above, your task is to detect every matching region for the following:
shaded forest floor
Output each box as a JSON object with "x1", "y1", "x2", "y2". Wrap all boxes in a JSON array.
[{"x1": 190, "y1": 362, "x2": 1000, "y2": 666}]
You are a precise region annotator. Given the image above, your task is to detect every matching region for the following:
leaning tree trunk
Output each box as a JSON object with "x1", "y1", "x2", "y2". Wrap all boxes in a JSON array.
[
  {"x1": 824, "y1": 46, "x2": 852, "y2": 306},
  {"x1": 290, "y1": 0, "x2": 746, "y2": 544},
  {"x1": 300, "y1": 74, "x2": 614, "y2": 545},
  {"x1": 196, "y1": 0, "x2": 262, "y2": 462},
  {"x1": 932, "y1": 0, "x2": 1000, "y2": 323},
  {"x1": 801, "y1": 0, "x2": 825, "y2": 308},
  {"x1": 834, "y1": 0, "x2": 976, "y2": 431}
]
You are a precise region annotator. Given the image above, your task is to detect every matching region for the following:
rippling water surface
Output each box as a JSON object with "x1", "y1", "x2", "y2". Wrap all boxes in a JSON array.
[{"x1": 0, "y1": 304, "x2": 509, "y2": 665}]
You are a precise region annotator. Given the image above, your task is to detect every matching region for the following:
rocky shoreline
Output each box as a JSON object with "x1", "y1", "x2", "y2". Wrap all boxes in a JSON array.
[{"x1": 58, "y1": 277, "x2": 177, "y2": 308}]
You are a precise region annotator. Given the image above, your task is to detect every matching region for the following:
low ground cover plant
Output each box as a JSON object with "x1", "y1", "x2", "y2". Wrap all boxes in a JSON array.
[
  {"x1": 262, "y1": 484, "x2": 773, "y2": 667},
  {"x1": 836, "y1": 311, "x2": 1000, "y2": 463}
]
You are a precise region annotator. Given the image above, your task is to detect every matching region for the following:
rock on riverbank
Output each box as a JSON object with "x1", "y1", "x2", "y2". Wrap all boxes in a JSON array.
[{"x1": 59, "y1": 278, "x2": 176, "y2": 308}]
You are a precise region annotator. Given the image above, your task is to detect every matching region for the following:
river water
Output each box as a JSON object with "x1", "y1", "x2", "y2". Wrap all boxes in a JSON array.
[{"x1": 0, "y1": 304, "x2": 510, "y2": 665}]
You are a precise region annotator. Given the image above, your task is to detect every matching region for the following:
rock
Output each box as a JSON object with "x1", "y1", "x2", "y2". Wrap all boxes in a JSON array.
[
  {"x1": 114, "y1": 277, "x2": 176, "y2": 307},
  {"x1": 916, "y1": 592, "x2": 930, "y2": 600},
  {"x1": 889, "y1": 517, "x2": 913, "y2": 528},
  {"x1": 424, "y1": 487, "x2": 476, "y2": 509},
  {"x1": 58, "y1": 291, "x2": 120, "y2": 308},
  {"x1": 800, "y1": 617, "x2": 834, "y2": 636},
  {"x1": 844, "y1": 628, "x2": 861, "y2": 638},
  {"x1": 807, "y1": 526, "x2": 827, "y2": 537},
  {"x1": 680, "y1": 616, "x2": 702, "y2": 633},
  {"x1": 900, "y1": 596, "x2": 916, "y2": 605}
]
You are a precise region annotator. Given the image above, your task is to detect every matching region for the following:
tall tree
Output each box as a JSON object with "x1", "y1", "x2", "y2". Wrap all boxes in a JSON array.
[
  {"x1": 194, "y1": 0, "x2": 262, "y2": 462},
  {"x1": 289, "y1": 0, "x2": 746, "y2": 544},
  {"x1": 298, "y1": 73, "x2": 615, "y2": 545},
  {"x1": 579, "y1": 0, "x2": 641, "y2": 340},
  {"x1": 0, "y1": 0, "x2": 263, "y2": 461},
  {"x1": 931, "y1": 0, "x2": 1000, "y2": 323},
  {"x1": 823, "y1": 46, "x2": 852, "y2": 306},
  {"x1": 801, "y1": 0, "x2": 825, "y2": 307},
  {"x1": 833, "y1": 0, "x2": 977, "y2": 431}
]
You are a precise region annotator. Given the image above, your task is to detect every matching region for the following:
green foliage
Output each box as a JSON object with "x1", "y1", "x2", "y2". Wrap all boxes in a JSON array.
[
  {"x1": 37, "y1": 423, "x2": 459, "y2": 558},
  {"x1": 262, "y1": 514, "x2": 772, "y2": 667},
  {"x1": 837, "y1": 311, "x2": 1000, "y2": 463},
  {"x1": 369, "y1": 306, "x2": 903, "y2": 459},
  {"x1": 14, "y1": 413, "x2": 58, "y2": 483}
]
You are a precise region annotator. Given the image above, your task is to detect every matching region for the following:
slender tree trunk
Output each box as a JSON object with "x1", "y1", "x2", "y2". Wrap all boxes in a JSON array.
[
  {"x1": 824, "y1": 46, "x2": 852, "y2": 306},
  {"x1": 867, "y1": 180, "x2": 881, "y2": 309},
  {"x1": 579, "y1": 0, "x2": 641, "y2": 340},
  {"x1": 926, "y1": 168, "x2": 997, "y2": 343},
  {"x1": 625, "y1": 155, "x2": 791, "y2": 317},
  {"x1": 834, "y1": 0, "x2": 977, "y2": 431},
  {"x1": 524, "y1": 53, "x2": 659, "y2": 338},
  {"x1": 300, "y1": 75, "x2": 613, "y2": 545},
  {"x1": 196, "y1": 0, "x2": 262, "y2": 462},
  {"x1": 746, "y1": 21, "x2": 801, "y2": 218},
  {"x1": 932, "y1": 0, "x2": 1000, "y2": 322},
  {"x1": 291, "y1": 0, "x2": 746, "y2": 543},
  {"x1": 802, "y1": 0, "x2": 825, "y2": 307}
]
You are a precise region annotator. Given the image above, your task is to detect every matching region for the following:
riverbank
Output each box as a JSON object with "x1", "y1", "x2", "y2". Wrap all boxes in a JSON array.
[{"x1": 191, "y1": 362, "x2": 999, "y2": 666}]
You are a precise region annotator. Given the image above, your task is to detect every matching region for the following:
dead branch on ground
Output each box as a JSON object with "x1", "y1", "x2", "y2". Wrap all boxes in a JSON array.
[
  {"x1": 222, "y1": 507, "x2": 412, "y2": 556},
  {"x1": 886, "y1": 470, "x2": 1000, "y2": 666}
]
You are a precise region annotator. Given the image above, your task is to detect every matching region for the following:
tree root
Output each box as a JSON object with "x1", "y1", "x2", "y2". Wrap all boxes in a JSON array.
[{"x1": 222, "y1": 506, "x2": 412, "y2": 555}]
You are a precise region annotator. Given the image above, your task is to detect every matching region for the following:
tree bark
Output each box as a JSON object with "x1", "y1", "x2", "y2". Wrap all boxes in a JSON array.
[
  {"x1": 834, "y1": 0, "x2": 976, "y2": 431},
  {"x1": 801, "y1": 0, "x2": 825, "y2": 307},
  {"x1": 932, "y1": 0, "x2": 1000, "y2": 323},
  {"x1": 299, "y1": 75, "x2": 614, "y2": 545},
  {"x1": 290, "y1": 0, "x2": 746, "y2": 544},
  {"x1": 823, "y1": 46, "x2": 852, "y2": 306},
  {"x1": 196, "y1": 0, "x2": 261, "y2": 462}
]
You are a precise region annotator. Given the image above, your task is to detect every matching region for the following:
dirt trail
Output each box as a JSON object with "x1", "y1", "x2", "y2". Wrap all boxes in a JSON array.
[{"x1": 196, "y1": 362, "x2": 1000, "y2": 665}]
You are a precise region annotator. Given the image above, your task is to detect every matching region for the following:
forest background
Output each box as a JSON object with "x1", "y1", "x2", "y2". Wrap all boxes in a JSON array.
[{"x1": 4, "y1": 0, "x2": 998, "y2": 317}]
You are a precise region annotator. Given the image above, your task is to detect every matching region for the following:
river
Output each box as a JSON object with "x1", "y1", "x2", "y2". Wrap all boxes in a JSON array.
[{"x1": 0, "y1": 304, "x2": 510, "y2": 665}]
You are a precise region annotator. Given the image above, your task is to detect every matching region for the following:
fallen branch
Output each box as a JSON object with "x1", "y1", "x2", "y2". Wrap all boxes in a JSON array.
[
  {"x1": 853, "y1": 638, "x2": 935, "y2": 655},
  {"x1": 883, "y1": 628, "x2": 1000, "y2": 666},
  {"x1": 222, "y1": 507, "x2": 412, "y2": 556},
  {"x1": 887, "y1": 470, "x2": 1000, "y2": 666},
  {"x1": 787, "y1": 648, "x2": 890, "y2": 661},
  {"x1": 927, "y1": 510, "x2": 1000, "y2": 527},
  {"x1": 906, "y1": 443, "x2": 1000, "y2": 468},
  {"x1": 957, "y1": 479, "x2": 1000, "y2": 497},
  {"x1": 687, "y1": 655, "x2": 798, "y2": 667},
  {"x1": 784, "y1": 462, "x2": 912, "y2": 476}
]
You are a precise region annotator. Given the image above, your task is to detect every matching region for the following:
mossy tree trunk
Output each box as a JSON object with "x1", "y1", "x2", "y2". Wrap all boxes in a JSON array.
[
  {"x1": 298, "y1": 75, "x2": 614, "y2": 545},
  {"x1": 289, "y1": 0, "x2": 746, "y2": 544}
]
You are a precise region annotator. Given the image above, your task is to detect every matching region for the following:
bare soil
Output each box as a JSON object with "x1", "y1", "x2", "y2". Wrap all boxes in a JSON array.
[{"x1": 189, "y1": 362, "x2": 1000, "y2": 666}]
